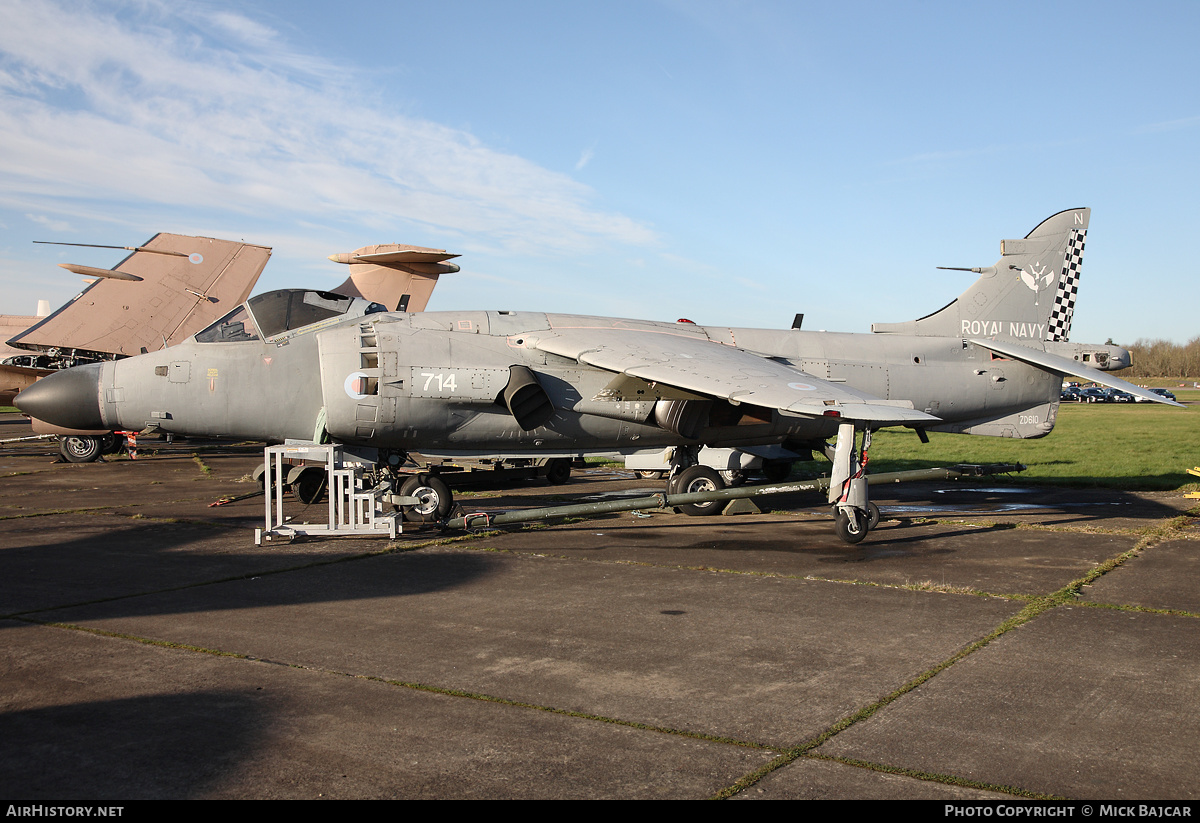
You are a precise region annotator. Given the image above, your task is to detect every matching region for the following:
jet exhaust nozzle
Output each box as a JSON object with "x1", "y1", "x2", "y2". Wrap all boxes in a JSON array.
[
  {"x1": 502, "y1": 365, "x2": 554, "y2": 431},
  {"x1": 654, "y1": 399, "x2": 711, "y2": 440}
]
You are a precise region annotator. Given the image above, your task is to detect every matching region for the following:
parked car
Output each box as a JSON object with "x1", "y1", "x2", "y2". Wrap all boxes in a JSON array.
[
  {"x1": 1060, "y1": 387, "x2": 1082, "y2": 402},
  {"x1": 1078, "y1": 387, "x2": 1109, "y2": 403},
  {"x1": 1099, "y1": 388, "x2": 1134, "y2": 402},
  {"x1": 1137, "y1": 387, "x2": 1178, "y2": 403}
]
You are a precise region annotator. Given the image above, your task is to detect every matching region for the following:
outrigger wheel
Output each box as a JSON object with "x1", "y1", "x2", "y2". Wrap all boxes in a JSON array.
[
  {"x1": 828, "y1": 421, "x2": 876, "y2": 545},
  {"x1": 867, "y1": 501, "x2": 881, "y2": 531},
  {"x1": 834, "y1": 500, "x2": 880, "y2": 544},
  {"x1": 834, "y1": 507, "x2": 869, "y2": 544}
]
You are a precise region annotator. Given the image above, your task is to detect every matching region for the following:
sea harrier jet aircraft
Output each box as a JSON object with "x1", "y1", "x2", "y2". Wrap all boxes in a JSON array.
[{"x1": 18, "y1": 208, "x2": 1179, "y2": 542}]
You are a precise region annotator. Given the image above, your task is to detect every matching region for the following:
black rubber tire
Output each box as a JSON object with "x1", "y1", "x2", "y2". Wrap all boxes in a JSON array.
[
  {"x1": 398, "y1": 474, "x2": 454, "y2": 523},
  {"x1": 59, "y1": 435, "x2": 102, "y2": 463},
  {"x1": 867, "y1": 501, "x2": 881, "y2": 531},
  {"x1": 834, "y1": 508, "x2": 870, "y2": 544},
  {"x1": 761, "y1": 460, "x2": 793, "y2": 482},
  {"x1": 544, "y1": 458, "x2": 571, "y2": 485},
  {"x1": 635, "y1": 470, "x2": 665, "y2": 480},
  {"x1": 673, "y1": 465, "x2": 725, "y2": 516},
  {"x1": 100, "y1": 433, "x2": 123, "y2": 455},
  {"x1": 295, "y1": 468, "x2": 328, "y2": 505}
]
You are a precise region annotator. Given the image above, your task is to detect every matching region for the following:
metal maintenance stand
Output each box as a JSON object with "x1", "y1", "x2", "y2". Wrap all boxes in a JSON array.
[{"x1": 255, "y1": 443, "x2": 402, "y2": 544}]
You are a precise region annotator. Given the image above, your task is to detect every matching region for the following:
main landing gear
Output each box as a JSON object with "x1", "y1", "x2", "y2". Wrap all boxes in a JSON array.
[{"x1": 668, "y1": 465, "x2": 726, "y2": 516}]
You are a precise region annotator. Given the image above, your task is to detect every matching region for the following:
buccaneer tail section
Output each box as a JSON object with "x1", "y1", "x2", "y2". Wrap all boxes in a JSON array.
[
  {"x1": 327, "y1": 244, "x2": 460, "y2": 313},
  {"x1": 8, "y1": 234, "x2": 271, "y2": 360},
  {"x1": 872, "y1": 207, "x2": 1090, "y2": 343}
]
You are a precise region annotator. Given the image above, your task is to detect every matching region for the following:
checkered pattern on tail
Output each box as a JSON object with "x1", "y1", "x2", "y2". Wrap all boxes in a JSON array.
[{"x1": 1046, "y1": 229, "x2": 1085, "y2": 341}]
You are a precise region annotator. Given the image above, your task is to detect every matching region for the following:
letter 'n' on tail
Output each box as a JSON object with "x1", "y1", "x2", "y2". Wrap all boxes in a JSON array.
[{"x1": 872, "y1": 208, "x2": 1090, "y2": 343}]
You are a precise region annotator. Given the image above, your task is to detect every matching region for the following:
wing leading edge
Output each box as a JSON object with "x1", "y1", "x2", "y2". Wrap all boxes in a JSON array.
[{"x1": 530, "y1": 329, "x2": 940, "y2": 425}]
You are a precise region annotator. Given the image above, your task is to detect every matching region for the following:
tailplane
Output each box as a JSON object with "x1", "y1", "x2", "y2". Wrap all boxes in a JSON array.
[
  {"x1": 327, "y1": 244, "x2": 460, "y2": 312},
  {"x1": 872, "y1": 208, "x2": 1089, "y2": 343}
]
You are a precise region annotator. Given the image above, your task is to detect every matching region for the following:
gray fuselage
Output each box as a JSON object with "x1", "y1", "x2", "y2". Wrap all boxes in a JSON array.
[{"x1": 91, "y1": 309, "x2": 1059, "y2": 453}]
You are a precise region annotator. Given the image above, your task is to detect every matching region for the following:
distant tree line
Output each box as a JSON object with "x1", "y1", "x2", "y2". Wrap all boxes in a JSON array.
[{"x1": 1118, "y1": 337, "x2": 1200, "y2": 380}]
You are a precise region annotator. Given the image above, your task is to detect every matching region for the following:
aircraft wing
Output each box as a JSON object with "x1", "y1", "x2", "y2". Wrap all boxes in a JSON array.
[
  {"x1": 531, "y1": 329, "x2": 940, "y2": 425},
  {"x1": 9, "y1": 234, "x2": 271, "y2": 357},
  {"x1": 969, "y1": 338, "x2": 1185, "y2": 407}
]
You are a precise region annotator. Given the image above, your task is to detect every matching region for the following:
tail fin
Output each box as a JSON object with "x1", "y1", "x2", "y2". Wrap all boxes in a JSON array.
[
  {"x1": 9, "y1": 233, "x2": 270, "y2": 358},
  {"x1": 327, "y1": 244, "x2": 460, "y2": 312},
  {"x1": 872, "y1": 208, "x2": 1089, "y2": 343}
]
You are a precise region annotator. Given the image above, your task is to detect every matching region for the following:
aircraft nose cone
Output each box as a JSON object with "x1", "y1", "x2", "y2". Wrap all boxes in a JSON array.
[{"x1": 15, "y1": 363, "x2": 106, "y2": 430}]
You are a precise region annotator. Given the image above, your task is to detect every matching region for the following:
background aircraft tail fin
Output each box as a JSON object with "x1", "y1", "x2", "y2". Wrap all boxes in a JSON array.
[
  {"x1": 872, "y1": 208, "x2": 1090, "y2": 343},
  {"x1": 328, "y1": 244, "x2": 460, "y2": 312},
  {"x1": 9, "y1": 234, "x2": 270, "y2": 357}
]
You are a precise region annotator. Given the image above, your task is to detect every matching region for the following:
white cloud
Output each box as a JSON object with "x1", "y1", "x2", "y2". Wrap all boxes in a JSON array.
[
  {"x1": 0, "y1": 0, "x2": 656, "y2": 257},
  {"x1": 1136, "y1": 114, "x2": 1200, "y2": 134},
  {"x1": 24, "y1": 213, "x2": 74, "y2": 233},
  {"x1": 575, "y1": 143, "x2": 596, "y2": 171}
]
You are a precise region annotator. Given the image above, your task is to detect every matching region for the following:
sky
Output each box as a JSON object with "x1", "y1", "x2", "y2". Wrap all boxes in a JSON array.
[{"x1": 1, "y1": 0, "x2": 1197, "y2": 345}]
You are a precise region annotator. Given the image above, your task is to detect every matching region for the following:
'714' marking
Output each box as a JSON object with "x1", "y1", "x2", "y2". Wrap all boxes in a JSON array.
[{"x1": 421, "y1": 372, "x2": 458, "y2": 392}]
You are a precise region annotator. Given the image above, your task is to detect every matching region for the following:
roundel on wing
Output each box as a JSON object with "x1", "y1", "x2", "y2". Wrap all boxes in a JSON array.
[
  {"x1": 788, "y1": 382, "x2": 816, "y2": 391},
  {"x1": 188, "y1": 253, "x2": 204, "y2": 265},
  {"x1": 344, "y1": 371, "x2": 369, "y2": 399}
]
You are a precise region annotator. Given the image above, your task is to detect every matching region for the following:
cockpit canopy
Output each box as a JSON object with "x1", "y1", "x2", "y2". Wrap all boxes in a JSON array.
[{"x1": 196, "y1": 289, "x2": 386, "y2": 343}]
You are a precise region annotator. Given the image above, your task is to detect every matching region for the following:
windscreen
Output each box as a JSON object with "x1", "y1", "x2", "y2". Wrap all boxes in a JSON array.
[
  {"x1": 195, "y1": 305, "x2": 260, "y2": 343},
  {"x1": 248, "y1": 290, "x2": 355, "y2": 338}
]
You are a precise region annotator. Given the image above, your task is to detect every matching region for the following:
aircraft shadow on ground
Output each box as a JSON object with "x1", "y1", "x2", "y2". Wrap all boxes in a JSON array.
[
  {"x1": 1, "y1": 462, "x2": 1184, "y2": 625},
  {"x1": 520, "y1": 516, "x2": 971, "y2": 563},
  {"x1": 485, "y1": 476, "x2": 1185, "y2": 526},
  {"x1": 0, "y1": 690, "x2": 269, "y2": 799},
  {"x1": 0, "y1": 519, "x2": 496, "y2": 626}
]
